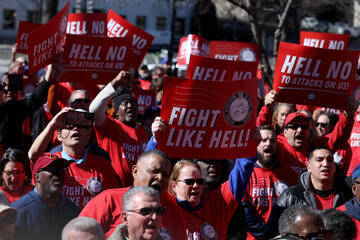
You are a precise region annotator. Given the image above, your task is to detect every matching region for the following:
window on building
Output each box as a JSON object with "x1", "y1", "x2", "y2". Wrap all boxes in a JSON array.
[
  {"x1": 3, "y1": 9, "x2": 16, "y2": 29},
  {"x1": 156, "y1": 17, "x2": 166, "y2": 30},
  {"x1": 175, "y1": 18, "x2": 185, "y2": 35},
  {"x1": 136, "y1": 16, "x2": 146, "y2": 30},
  {"x1": 27, "y1": 11, "x2": 41, "y2": 23}
]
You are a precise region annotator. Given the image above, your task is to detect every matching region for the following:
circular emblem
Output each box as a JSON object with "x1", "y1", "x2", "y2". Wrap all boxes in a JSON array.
[
  {"x1": 200, "y1": 222, "x2": 216, "y2": 240},
  {"x1": 91, "y1": 73, "x2": 99, "y2": 80},
  {"x1": 158, "y1": 228, "x2": 173, "y2": 240},
  {"x1": 224, "y1": 91, "x2": 252, "y2": 126},
  {"x1": 239, "y1": 48, "x2": 256, "y2": 62},
  {"x1": 307, "y1": 92, "x2": 316, "y2": 101},
  {"x1": 274, "y1": 180, "x2": 289, "y2": 197},
  {"x1": 87, "y1": 177, "x2": 103, "y2": 195}
]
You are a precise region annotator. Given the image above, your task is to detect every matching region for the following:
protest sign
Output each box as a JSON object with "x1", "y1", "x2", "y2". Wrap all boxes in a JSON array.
[
  {"x1": 28, "y1": 1, "x2": 69, "y2": 74},
  {"x1": 300, "y1": 31, "x2": 350, "y2": 50},
  {"x1": 67, "y1": 13, "x2": 107, "y2": 36},
  {"x1": 209, "y1": 41, "x2": 259, "y2": 62},
  {"x1": 16, "y1": 21, "x2": 42, "y2": 54},
  {"x1": 273, "y1": 42, "x2": 358, "y2": 109},
  {"x1": 186, "y1": 55, "x2": 258, "y2": 82},
  {"x1": 60, "y1": 34, "x2": 131, "y2": 83},
  {"x1": 132, "y1": 87, "x2": 156, "y2": 115},
  {"x1": 158, "y1": 75, "x2": 257, "y2": 159},
  {"x1": 107, "y1": 9, "x2": 154, "y2": 69},
  {"x1": 177, "y1": 34, "x2": 209, "y2": 66}
]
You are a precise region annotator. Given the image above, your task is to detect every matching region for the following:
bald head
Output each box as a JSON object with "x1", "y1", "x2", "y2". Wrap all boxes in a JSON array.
[
  {"x1": 62, "y1": 217, "x2": 105, "y2": 240},
  {"x1": 132, "y1": 150, "x2": 171, "y2": 191}
]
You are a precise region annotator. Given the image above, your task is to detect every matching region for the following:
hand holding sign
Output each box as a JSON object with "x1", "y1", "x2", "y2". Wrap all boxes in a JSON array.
[
  {"x1": 111, "y1": 70, "x2": 137, "y2": 89},
  {"x1": 151, "y1": 117, "x2": 166, "y2": 143},
  {"x1": 344, "y1": 95, "x2": 358, "y2": 117},
  {"x1": 264, "y1": 90, "x2": 278, "y2": 108}
]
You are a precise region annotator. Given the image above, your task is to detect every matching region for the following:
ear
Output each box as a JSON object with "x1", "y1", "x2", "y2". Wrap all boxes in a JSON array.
[
  {"x1": 34, "y1": 173, "x2": 40, "y2": 183},
  {"x1": 170, "y1": 181, "x2": 177, "y2": 195},
  {"x1": 121, "y1": 211, "x2": 128, "y2": 224},
  {"x1": 132, "y1": 165, "x2": 138, "y2": 179},
  {"x1": 306, "y1": 162, "x2": 311, "y2": 173},
  {"x1": 56, "y1": 130, "x2": 63, "y2": 141},
  {"x1": 352, "y1": 182, "x2": 357, "y2": 196}
]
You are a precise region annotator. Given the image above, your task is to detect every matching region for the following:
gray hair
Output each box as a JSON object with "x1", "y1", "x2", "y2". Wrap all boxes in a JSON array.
[
  {"x1": 62, "y1": 217, "x2": 105, "y2": 240},
  {"x1": 278, "y1": 205, "x2": 322, "y2": 234},
  {"x1": 68, "y1": 89, "x2": 90, "y2": 106},
  {"x1": 123, "y1": 186, "x2": 160, "y2": 212}
]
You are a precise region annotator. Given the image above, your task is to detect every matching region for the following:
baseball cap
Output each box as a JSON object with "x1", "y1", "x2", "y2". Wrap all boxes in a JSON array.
[
  {"x1": 352, "y1": 163, "x2": 360, "y2": 181},
  {"x1": 284, "y1": 112, "x2": 310, "y2": 127},
  {"x1": 32, "y1": 153, "x2": 70, "y2": 175}
]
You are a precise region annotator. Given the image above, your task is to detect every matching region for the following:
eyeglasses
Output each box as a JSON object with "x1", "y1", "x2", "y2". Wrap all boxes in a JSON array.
[
  {"x1": 281, "y1": 231, "x2": 327, "y2": 240},
  {"x1": 315, "y1": 122, "x2": 328, "y2": 128},
  {"x1": 3, "y1": 170, "x2": 24, "y2": 177},
  {"x1": 63, "y1": 124, "x2": 92, "y2": 130},
  {"x1": 127, "y1": 206, "x2": 166, "y2": 216},
  {"x1": 177, "y1": 178, "x2": 205, "y2": 186},
  {"x1": 286, "y1": 124, "x2": 309, "y2": 130},
  {"x1": 353, "y1": 181, "x2": 360, "y2": 184},
  {"x1": 72, "y1": 98, "x2": 90, "y2": 105}
]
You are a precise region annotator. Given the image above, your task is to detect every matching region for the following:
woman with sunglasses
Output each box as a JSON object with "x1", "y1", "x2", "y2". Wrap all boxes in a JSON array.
[
  {"x1": 0, "y1": 148, "x2": 33, "y2": 203},
  {"x1": 147, "y1": 118, "x2": 256, "y2": 239}
]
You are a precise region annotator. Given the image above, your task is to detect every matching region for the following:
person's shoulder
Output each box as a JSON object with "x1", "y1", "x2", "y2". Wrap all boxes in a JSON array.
[{"x1": 10, "y1": 191, "x2": 37, "y2": 210}]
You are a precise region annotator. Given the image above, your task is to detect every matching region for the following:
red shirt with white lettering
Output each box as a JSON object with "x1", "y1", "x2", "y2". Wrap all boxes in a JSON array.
[
  {"x1": 54, "y1": 151, "x2": 120, "y2": 209},
  {"x1": 242, "y1": 163, "x2": 298, "y2": 240},
  {"x1": 94, "y1": 116, "x2": 148, "y2": 187},
  {"x1": 79, "y1": 187, "x2": 187, "y2": 240},
  {"x1": 346, "y1": 116, "x2": 360, "y2": 176}
]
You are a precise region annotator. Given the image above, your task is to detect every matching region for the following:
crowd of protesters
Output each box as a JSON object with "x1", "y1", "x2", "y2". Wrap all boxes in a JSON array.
[{"x1": 0, "y1": 39, "x2": 360, "y2": 240}]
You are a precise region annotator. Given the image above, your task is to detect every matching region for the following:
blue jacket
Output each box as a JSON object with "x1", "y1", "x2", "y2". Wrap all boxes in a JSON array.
[{"x1": 11, "y1": 190, "x2": 80, "y2": 240}]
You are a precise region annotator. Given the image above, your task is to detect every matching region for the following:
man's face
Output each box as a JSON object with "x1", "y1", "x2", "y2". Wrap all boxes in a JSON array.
[
  {"x1": 69, "y1": 92, "x2": 90, "y2": 111},
  {"x1": 133, "y1": 154, "x2": 171, "y2": 192},
  {"x1": 352, "y1": 177, "x2": 360, "y2": 203},
  {"x1": 9, "y1": 61, "x2": 25, "y2": 75},
  {"x1": 123, "y1": 193, "x2": 163, "y2": 240},
  {"x1": 256, "y1": 129, "x2": 277, "y2": 168},
  {"x1": 307, "y1": 149, "x2": 335, "y2": 184},
  {"x1": 292, "y1": 214, "x2": 326, "y2": 240},
  {"x1": 117, "y1": 99, "x2": 138, "y2": 126},
  {"x1": 57, "y1": 124, "x2": 92, "y2": 150},
  {"x1": 1, "y1": 75, "x2": 17, "y2": 102},
  {"x1": 35, "y1": 164, "x2": 67, "y2": 196},
  {"x1": 2, "y1": 161, "x2": 26, "y2": 192},
  {"x1": 284, "y1": 118, "x2": 310, "y2": 149},
  {"x1": 315, "y1": 114, "x2": 331, "y2": 137},
  {"x1": 277, "y1": 105, "x2": 293, "y2": 128},
  {"x1": 196, "y1": 159, "x2": 223, "y2": 188}
]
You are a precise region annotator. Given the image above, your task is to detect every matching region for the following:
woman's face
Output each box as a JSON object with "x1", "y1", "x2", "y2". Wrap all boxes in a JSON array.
[
  {"x1": 315, "y1": 114, "x2": 331, "y2": 137},
  {"x1": 2, "y1": 162, "x2": 26, "y2": 192},
  {"x1": 171, "y1": 165, "x2": 204, "y2": 207},
  {"x1": 277, "y1": 105, "x2": 293, "y2": 129}
]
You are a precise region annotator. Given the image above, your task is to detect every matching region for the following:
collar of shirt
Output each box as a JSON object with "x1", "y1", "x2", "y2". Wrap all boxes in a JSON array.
[{"x1": 61, "y1": 149, "x2": 87, "y2": 164}]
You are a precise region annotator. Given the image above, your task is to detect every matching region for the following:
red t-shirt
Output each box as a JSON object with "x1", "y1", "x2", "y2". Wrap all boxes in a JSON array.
[
  {"x1": 0, "y1": 183, "x2": 33, "y2": 203},
  {"x1": 313, "y1": 191, "x2": 335, "y2": 210},
  {"x1": 54, "y1": 151, "x2": 120, "y2": 209},
  {"x1": 94, "y1": 116, "x2": 148, "y2": 187},
  {"x1": 346, "y1": 116, "x2": 360, "y2": 176},
  {"x1": 242, "y1": 164, "x2": 298, "y2": 240},
  {"x1": 79, "y1": 187, "x2": 187, "y2": 240},
  {"x1": 173, "y1": 181, "x2": 238, "y2": 240}
]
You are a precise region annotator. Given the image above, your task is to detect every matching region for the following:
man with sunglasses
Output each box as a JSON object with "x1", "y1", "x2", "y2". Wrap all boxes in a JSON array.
[
  {"x1": 28, "y1": 108, "x2": 120, "y2": 209},
  {"x1": 108, "y1": 186, "x2": 165, "y2": 240},
  {"x1": 10, "y1": 154, "x2": 79, "y2": 240}
]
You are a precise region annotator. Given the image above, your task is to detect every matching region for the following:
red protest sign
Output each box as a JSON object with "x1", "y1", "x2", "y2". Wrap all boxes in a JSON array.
[
  {"x1": 16, "y1": 21, "x2": 42, "y2": 54},
  {"x1": 273, "y1": 42, "x2": 358, "y2": 109},
  {"x1": 60, "y1": 34, "x2": 131, "y2": 84},
  {"x1": 186, "y1": 55, "x2": 258, "y2": 82},
  {"x1": 107, "y1": 9, "x2": 154, "y2": 69},
  {"x1": 28, "y1": 1, "x2": 69, "y2": 74},
  {"x1": 177, "y1": 34, "x2": 209, "y2": 66},
  {"x1": 132, "y1": 87, "x2": 156, "y2": 115},
  {"x1": 67, "y1": 13, "x2": 107, "y2": 36},
  {"x1": 300, "y1": 31, "x2": 350, "y2": 50},
  {"x1": 209, "y1": 41, "x2": 259, "y2": 62},
  {"x1": 158, "y1": 76, "x2": 257, "y2": 159}
]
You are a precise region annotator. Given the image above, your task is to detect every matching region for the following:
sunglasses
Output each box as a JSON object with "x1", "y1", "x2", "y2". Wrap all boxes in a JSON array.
[
  {"x1": 72, "y1": 98, "x2": 90, "y2": 104},
  {"x1": 286, "y1": 124, "x2": 309, "y2": 130},
  {"x1": 127, "y1": 206, "x2": 166, "y2": 216},
  {"x1": 315, "y1": 122, "x2": 328, "y2": 128},
  {"x1": 177, "y1": 178, "x2": 205, "y2": 186}
]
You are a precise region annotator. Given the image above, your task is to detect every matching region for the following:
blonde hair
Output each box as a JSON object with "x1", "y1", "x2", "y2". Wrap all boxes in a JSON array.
[{"x1": 168, "y1": 160, "x2": 200, "y2": 196}]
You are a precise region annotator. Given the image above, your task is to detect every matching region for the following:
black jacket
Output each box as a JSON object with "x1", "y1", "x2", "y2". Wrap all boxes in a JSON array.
[{"x1": 277, "y1": 171, "x2": 352, "y2": 209}]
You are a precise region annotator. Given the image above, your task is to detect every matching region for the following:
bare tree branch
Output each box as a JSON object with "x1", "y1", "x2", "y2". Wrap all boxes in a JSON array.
[{"x1": 273, "y1": 0, "x2": 293, "y2": 58}]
